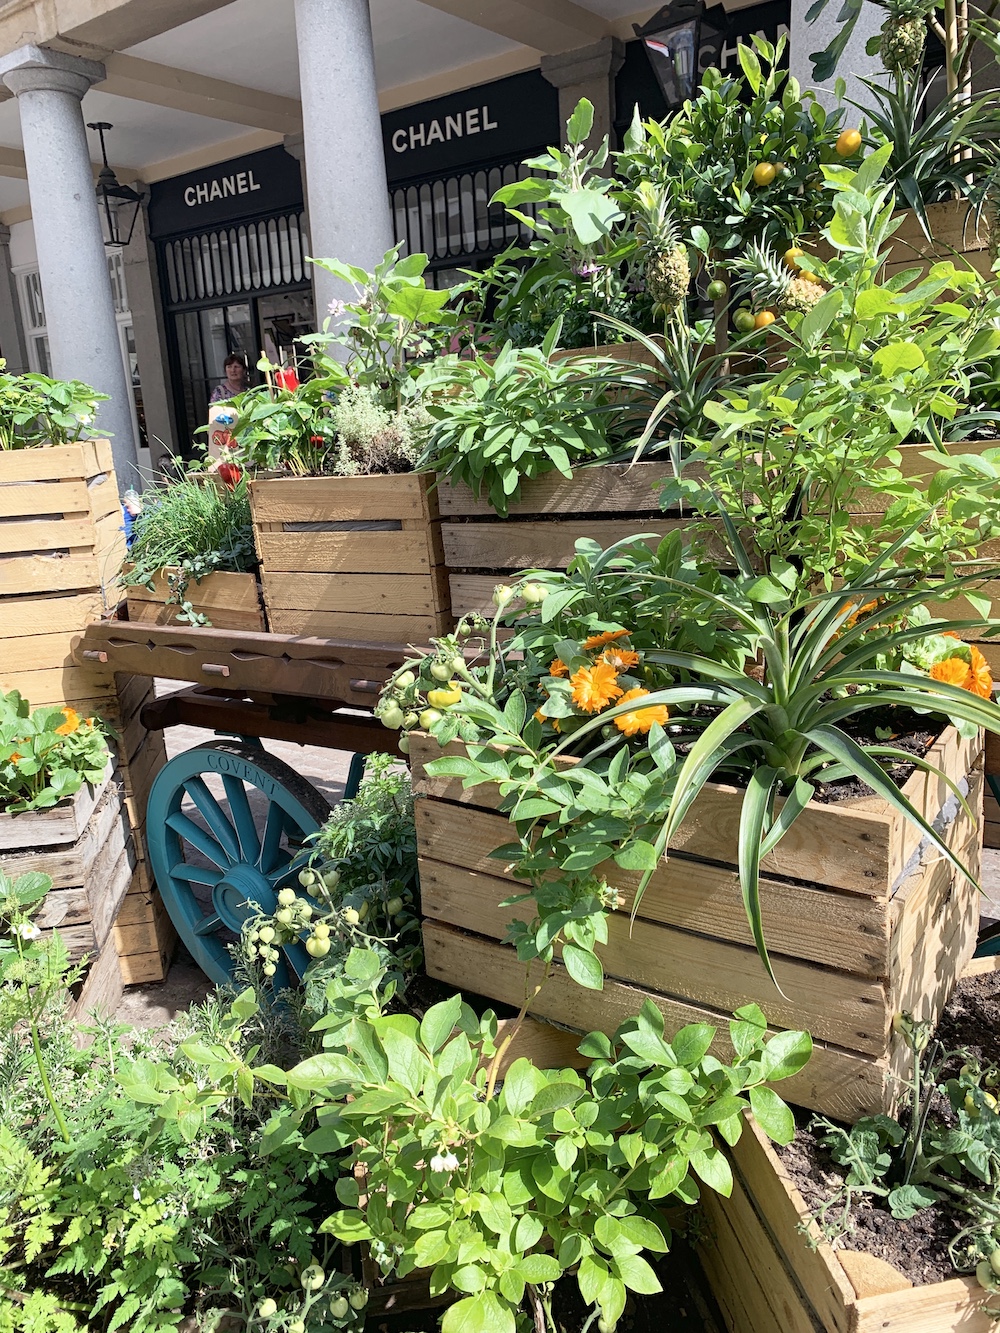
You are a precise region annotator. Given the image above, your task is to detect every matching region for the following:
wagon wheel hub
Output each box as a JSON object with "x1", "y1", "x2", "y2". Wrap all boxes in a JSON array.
[{"x1": 212, "y1": 863, "x2": 275, "y2": 933}]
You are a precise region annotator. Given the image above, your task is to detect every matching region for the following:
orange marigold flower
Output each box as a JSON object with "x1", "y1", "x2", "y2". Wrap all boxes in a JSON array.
[
  {"x1": 930, "y1": 656, "x2": 973, "y2": 689},
  {"x1": 570, "y1": 661, "x2": 623, "y2": 713},
  {"x1": 533, "y1": 707, "x2": 561, "y2": 732},
  {"x1": 582, "y1": 629, "x2": 630, "y2": 651},
  {"x1": 601, "y1": 648, "x2": 640, "y2": 671},
  {"x1": 970, "y1": 645, "x2": 993, "y2": 699},
  {"x1": 843, "y1": 599, "x2": 880, "y2": 631},
  {"x1": 55, "y1": 707, "x2": 80, "y2": 736},
  {"x1": 614, "y1": 688, "x2": 670, "y2": 737},
  {"x1": 549, "y1": 658, "x2": 569, "y2": 677},
  {"x1": 8, "y1": 753, "x2": 22, "y2": 764}
]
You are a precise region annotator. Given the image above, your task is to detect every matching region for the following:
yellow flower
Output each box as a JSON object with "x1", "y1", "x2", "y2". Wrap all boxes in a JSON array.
[
  {"x1": 970, "y1": 645, "x2": 993, "y2": 699},
  {"x1": 55, "y1": 707, "x2": 80, "y2": 736},
  {"x1": 601, "y1": 648, "x2": 640, "y2": 671},
  {"x1": 533, "y1": 707, "x2": 560, "y2": 733},
  {"x1": 8, "y1": 752, "x2": 22, "y2": 764},
  {"x1": 614, "y1": 688, "x2": 670, "y2": 737},
  {"x1": 930, "y1": 656, "x2": 973, "y2": 689},
  {"x1": 548, "y1": 658, "x2": 569, "y2": 678},
  {"x1": 570, "y1": 661, "x2": 623, "y2": 714},
  {"x1": 582, "y1": 629, "x2": 630, "y2": 651},
  {"x1": 842, "y1": 599, "x2": 880, "y2": 631}
]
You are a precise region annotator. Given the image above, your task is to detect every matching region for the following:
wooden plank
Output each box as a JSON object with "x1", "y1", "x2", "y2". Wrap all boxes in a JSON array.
[
  {"x1": 441, "y1": 519, "x2": 691, "y2": 571},
  {"x1": 1, "y1": 780, "x2": 128, "y2": 890},
  {"x1": 0, "y1": 591, "x2": 103, "y2": 638},
  {"x1": 489, "y1": 1016, "x2": 590, "y2": 1075},
  {"x1": 266, "y1": 606, "x2": 450, "y2": 643},
  {"x1": 0, "y1": 663, "x2": 115, "y2": 705},
  {"x1": 888, "y1": 199, "x2": 990, "y2": 256},
  {"x1": 0, "y1": 762, "x2": 114, "y2": 850},
  {"x1": 261, "y1": 570, "x2": 443, "y2": 616},
  {"x1": 0, "y1": 516, "x2": 99, "y2": 555},
  {"x1": 257, "y1": 529, "x2": 439, "y2": 575},
  {"x1": 422, "y1": 921, "x2": 891, "y2": 1120},
  {"x1": 68, "y1": 940, "x2": 124, "y2": 1021},
  {"x1": 420, "y1": 855, "x2": 890, "y2": 1053},
  {"x1": 437, "y1": 462, "x2": 682, "y2": 518},
  {"x1": 0, "y1": 442, "x2": 99, "y2": 484},
  {"x1": 123, "y1": 567, "x2": 261, "y2": 613},
  {"x1": 250, "y1": 471, "x2": 433, "y2": 524},
  {"x1": 416, "y1": 802, "x2": 892, "y2": 977},
  {"x1": 853, "y1": 1277, "x2": 993, "y2": 1333},
  {"x1": 126, "y1": 597, "x2": 265, "y2": 633},
  {"x1": 0, "y1": 630, "x2": 83, "y2": 673},
  {"x1": 0, "y1": 478, "x2": 91, "y2": 518},
  {"x1": 0, "y1": 553, "x2": 102, "y2": 595},
  {"x1": 118, "y1": 949, "x2": 171, "y2": 985}
]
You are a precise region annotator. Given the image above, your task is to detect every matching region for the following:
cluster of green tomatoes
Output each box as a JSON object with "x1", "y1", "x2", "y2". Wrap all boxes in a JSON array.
[{"x1": 252, "y1": 1265, "x2": 368, "y2": 1331}]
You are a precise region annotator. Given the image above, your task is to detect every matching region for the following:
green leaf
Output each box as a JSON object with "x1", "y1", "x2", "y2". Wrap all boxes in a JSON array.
[
  {"x1": 513, "y1": 1213, "x2": 544, "y2": 1252},
  {"x1": 872, "y1": 342, "x2": 925, "y2": 376},
  {"x1": 442, "y1": 1292, "x2": 516, "y2": 1333},
  {"x1": 566, "y1": 98, "x2": 595, "y2": 145},
  {"x1": 671, "y1": 1023, "x2": 715, "y2": 1068},
  {"x1": 420, "y1": 993, "x2": 464, "y2": 1054},
  {"x1": 689, "y1": 1146, "x2": 733, "y2": 1197},
  {"x1": 612, "y1": 1253, "x2": 663, "y2": 1295},
  {"x1": 528, "y1": 1081, "x2": 585, "y2": 1115},
  {"x1": 517, "y1": 1254, "x2": 563, "y2": 1283},
  {"x1": 617, "y1": 1214, "x2": 669, "y2": 1253},
  {"x1": 749, "y1": 1086, "x2": 795, "y2": 1145},
  {"x1": 285, "y1": 1052, "x2": 361, "y2": 1091},
  {"x1": 562, "y1": 942, "x2": 604, "y2": 990},
  {"x1": 322, "y1": 1209, "x2": 372, "y2": 1243},
  {"x1": 613, "y1": 840, "x2": 659, "y2": 871},
  {"x1": 386, "y1": 284, "x2": 450, "y2": 324},
  {"x1": 759, "y1": 1029, "x2": 813, "y2": 1082}
]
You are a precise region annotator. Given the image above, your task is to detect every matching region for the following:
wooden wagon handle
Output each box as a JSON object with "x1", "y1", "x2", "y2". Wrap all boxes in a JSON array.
[
  {"x1": 81, "y1": 649, "x2": 109, "y2": 663},
  {"x1": 202, "y1": 663, "x2": 231, "y2": 678}
]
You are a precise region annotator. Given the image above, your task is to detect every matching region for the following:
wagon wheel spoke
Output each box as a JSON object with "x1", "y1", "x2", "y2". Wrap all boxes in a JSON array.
[
  {"x1": 165, "y1": 811, "x2": 232, "y2": 869},
  {"x1": 193, "y1": 913, "x2": 224, "y2": 937},
  {"x1": 168, "y1": 863, "x2": 222, "y2": 887},
  {"x1": 222, "y1": 774, "x2": 261, "y2": 864},
  {"x1": 259, "y1": 801, "x2": 287, "y2": 875},
  {"x1": 183, "y1": 776, "x2": 243, "y2": 863}
]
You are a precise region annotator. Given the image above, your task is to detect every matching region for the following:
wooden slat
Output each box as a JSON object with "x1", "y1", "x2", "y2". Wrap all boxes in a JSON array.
[
  {"x1": 0, "y1": 763, "x2": 114, "y2": 851},
  {"x1": 0, "y1": 591, "x2": 103, "y2": 638},
  {"x1": 250, "y1": 471, "x2": 433, "y2": 524},
  {"x1": 0, "y1": 516, "x2": 99, "y2": 555},
  {"x1": 266, "y1": 607, "x2": 450, "y2": 643},
  {"x1": 853, "y1": 1276, "x2": 993, "y2": 1333},
  {"x1": 437, "y1": 462, "x2": 682, "y2": 518},
  {"x1": 0, "y1": 441, "x2": 107, "y2": 484},
  {"x1": 1, "y1": 780, "x2": 128, "y2": 890},
  {"x1": 421, "y1": 920, "x2": 891, "y2": 1122},
  {"x1": 68, "y1": 939, "x2": 123, "y2": 1021},
  {"x1": 257, "y1": 529, "x2": 439, "y2": 575},
  {"x1": 261, "y1": 570, "x2": 442, "y2": 616},
  {"x1": 0, "y1": 663, "x2": 114, "y2": 705},
  {"x1": 123, "y1": 567, "x2": 261, "y2": 612},
  {"x1": 416, "y1": 802, "x2": 892, "y2": 977},
  {"x1": 0, "y1": 478, "x2": 90, "y2": 518},
  {"x1": 0, "y1": 630, "x2": 83, "y2": 673},
  {"x1": 126, "y1": 598, "x2": 266, "y2": 632},
  {"x1": 441, "y1": 520, "x2": 690, "y2": 571},
  {"x1": 420, "y1": 855, "x2": 889, "y2": 1053},
  {"x1": 0, "y1": 553, "x2": 102, "y2": 595}
]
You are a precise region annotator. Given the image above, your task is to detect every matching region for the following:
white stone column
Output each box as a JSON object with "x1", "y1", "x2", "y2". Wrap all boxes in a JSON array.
[
  {"x1": 790, "y1": 0, "x2": 884, "y2": 109},
  {"x1": 293, "y1": 0, "x2": 394, "y2": 323},
  {"x1": 541, "y1": 38, "x2": 625, "y2": 149},
  {"x1": 0, "y1": 45, "x2": 138, "y2": 488},
  {"x1": 0, "y1": 224, "x2": 28, "y2": 374}
]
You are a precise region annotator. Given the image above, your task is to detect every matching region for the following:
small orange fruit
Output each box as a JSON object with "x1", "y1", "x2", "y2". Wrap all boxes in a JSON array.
[
  {"x1": 752, "y1": 162, "x2": 778, "y2": 187},
  {"x1": 799, "y1": 269, "x2": 823, "y2": 284},
  {"x1": 754, "y1": 310, "x2": 777, "y2": 329},
  {"x1": 783, "y1": 246, "x2": 804, "y2": 269},
  {"x1": 836, "y1": 128, "x2": 862, "y2": 157}
]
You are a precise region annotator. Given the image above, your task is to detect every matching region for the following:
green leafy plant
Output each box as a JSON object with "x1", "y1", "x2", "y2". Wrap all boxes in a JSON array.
[
  {"x1": 216, "y1": 359, "x2": 346, "y2": 476},
  {"x1": 418, "y1": 319, "x2": 642, "y2": 515},
  {"x1": 275, "y1": 947, "x2": 811, "y2": 1333},
  {"x1": 0, "y1": 693, "x2": 109, "y2": 814},
  {"x1": 0, "y1": 366, "x2": 107, "y2": 449}
]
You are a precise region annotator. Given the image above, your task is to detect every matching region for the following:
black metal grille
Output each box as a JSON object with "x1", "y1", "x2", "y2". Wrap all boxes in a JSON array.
[
  {"x1": 390, "y1": 161, "x2": 537, "y2": 265},
  {"x1": 163, "y1": 211, "x2": 309, "y2": 304}
]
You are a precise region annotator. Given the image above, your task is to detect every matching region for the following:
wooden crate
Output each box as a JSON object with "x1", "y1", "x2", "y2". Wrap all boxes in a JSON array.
[
  {"x1": 0, "y1": 763, "x2": 133, "y2": 962},
  {"x1": 411, "y1": 726, "x2": 983, "y2": 1123},
  {"x1": 250, "y1": 472, "x2": 451, "y2": 644},
  {"x1": 124, "y1": 567, "x2": 265, "y2": 632},
  {"x1": 68, "y1": 936, "x2": 124, "y2": 1021},
  {"x1": 440, "y1": 462, "x2": 698, "y2": 620},
  {"x1": 697, "y1": 1113, "x2": 993, "y2": 1333},
  {"x1": 0, "y1": 440, "x2": 123, "y2": 707},
  {"x1": 883, "y1": 199, "x2": 994, "y2": 283}
]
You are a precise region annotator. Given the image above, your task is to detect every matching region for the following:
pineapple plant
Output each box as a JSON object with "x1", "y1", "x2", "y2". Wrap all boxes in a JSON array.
[
  {"x1": 877, "y1": 0, "x2": 930, "y2": 72},
  {"x1": 730, "y1": 240, "x2": 828, "y2": 318},
  {"x1": 632, "y1": 180, "x2": 691, "y2": 312}
]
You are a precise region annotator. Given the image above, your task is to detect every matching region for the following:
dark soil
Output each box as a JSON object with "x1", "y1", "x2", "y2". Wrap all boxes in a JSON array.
[{"x1": 776, "y1": 970, "x2": 1000, "y2": 1285}]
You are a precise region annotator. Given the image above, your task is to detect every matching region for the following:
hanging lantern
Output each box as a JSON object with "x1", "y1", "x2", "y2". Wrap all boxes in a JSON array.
[{"x1": 88, "y1": 121, "x2": 142, "y2": 249}]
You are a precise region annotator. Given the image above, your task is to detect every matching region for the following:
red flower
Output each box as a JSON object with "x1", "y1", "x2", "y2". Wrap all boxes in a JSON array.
[
  {"x1": 275, "y1": 366, "x2": 300, "y2": 392},
  {"x1": 217, "y1": 461, "x2": 242, "y2": 489}
]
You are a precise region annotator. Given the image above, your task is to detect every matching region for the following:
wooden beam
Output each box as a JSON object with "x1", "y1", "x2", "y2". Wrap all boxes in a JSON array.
[
  {"x1": 98, "y1": 54, "x2": 302, "y2": 133},
  {"x1": 0, "y1": 147, "x2": 25, "y2": 179},
  {"x1": 415, "y1": 0, "x2": 607, "y2": 53}
]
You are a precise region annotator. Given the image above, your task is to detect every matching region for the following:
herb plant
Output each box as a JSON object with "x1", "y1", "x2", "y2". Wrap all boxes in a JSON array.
[
  {"x1": 0, "y1": 367, "x2": 107, "y2": 449},
  {"x1": 0, "y1": 693, "x2": 108, "y2": 814}
]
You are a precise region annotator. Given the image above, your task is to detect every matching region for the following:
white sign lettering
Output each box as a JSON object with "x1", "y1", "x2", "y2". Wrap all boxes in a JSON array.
[
  {"x1": 391, "y1": 105, "x2": 499, "y2": 155},
  {"x1": 183, "y1": 169, "x2": 263, "y2": 208}
]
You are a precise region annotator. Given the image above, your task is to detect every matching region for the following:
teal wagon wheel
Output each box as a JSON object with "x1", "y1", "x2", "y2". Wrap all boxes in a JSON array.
[{"x1": 147, "y1": 741, "x2": 333, "y2": 986}]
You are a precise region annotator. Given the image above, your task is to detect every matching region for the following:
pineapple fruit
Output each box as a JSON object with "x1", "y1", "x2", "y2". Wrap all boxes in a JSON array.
[
  {"x1": 633, "y1": 181, "x2": 690, "y2": 311},
  {"x1": 878, "y1": 0, "x2": 928, "y2": 72}
]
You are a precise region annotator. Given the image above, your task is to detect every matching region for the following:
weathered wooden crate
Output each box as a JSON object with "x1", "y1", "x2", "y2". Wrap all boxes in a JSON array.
[
  {"x1": 440, "y1": 462, "x2": 697, "y2": 621},
  {"x1": 883, "y1": 199, "x2": 994, "y2": 283},
  {"x1": 250, "y1": 472, "x2": 451, "y2": 644},
  {"x1": 411, "y1": 726, "x2": 983, "y2": 1123},
  {"x1": 698, "y1": 1113, "x2": 994, "y2": 1333},
  {"x1": 0, "y1": 440, "x2": 123, "y2": 708},
  {"x1": 0, "y1": 761, "x2": 133, "y2": 964},
  {"x1": 124, "y1": 567, "x2": 265, "y2": 632}
]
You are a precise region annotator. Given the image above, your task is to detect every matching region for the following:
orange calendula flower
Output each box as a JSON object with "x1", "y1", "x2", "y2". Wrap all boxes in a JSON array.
[
  {"x1": 601, "y1": 648, "x2": 640, "y2": 671},
  {"x1": 55, "y1": 707, "x2": 80, "y2": 736},
  {"x1": 570, "y1": 661, "x2": 623, "y2": 713},
  {"x1": 969, "y1": 645, "x2": 993, "y2": 699},
  {"x1": 533, "y1": 708, "x2": 560, "y2": 732},
  {"x1": 548, "y1": 658, "x2": 569, "y2": 677},
  {"x1": 930, "y1": 656, "x2": 973, "y2": 689},
  {"x1": 614, "y1": 688, "x2": 670, "y2": 737},
  {"x1": 843, "y1": 599, "x2": 880, "y2": 631},
  {"x1": 583, "y1": 629, "x2": 630, "y2": 651},
  {"x1": 8, "y1": 753, "x2": 22, "y2": 764}
]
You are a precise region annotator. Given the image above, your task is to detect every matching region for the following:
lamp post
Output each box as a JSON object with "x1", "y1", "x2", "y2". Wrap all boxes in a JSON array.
[
  {"x1": 87, "y1": 121, "x2": 142, "y2": 249},
  {"x1": 634, "y1": 0, "x2": 720, "y2": 108}
]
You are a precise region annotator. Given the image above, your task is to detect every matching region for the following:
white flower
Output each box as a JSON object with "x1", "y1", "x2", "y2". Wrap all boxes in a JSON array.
[
  {"x1": 16, "y1": 923, "x2": 41, "y2": 941},
  {"x1": 430, "y1": 1151, "x2": 460, "y2": 1173},
  {"x1": 133, "y1": 1186, "x2": 141, "y2": 1202},
  {"x1": 327, "y1": 298, "x2": 347, "y2": 319}
]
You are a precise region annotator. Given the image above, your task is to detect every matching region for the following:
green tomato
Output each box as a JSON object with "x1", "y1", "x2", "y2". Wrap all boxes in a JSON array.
[
  {"x1": 262, "y1": 963, "x2": 277, "y2": 977},
  {"x1": 380, "y1": 703, "x2": 404, "y2": 729},
  {"x1": 322, "y1": 868, "x2": 340, "y2": 890},
  {"x1": 306, "y1": 936, "x2": 331, "y2": 958},
  {"x1": 398, "y1": 735, "x2": 410, "y2": 754},
  {"x1": 343, "y1": 907, "x2": 360, "y2": 926},
  {"x1": 449, "y1": 656, "x2": 466, "y2": 674},
  {"x1": 598, "y1": 1321, "x2": 616, "y2": 1333},
  {"x1": 494, "y1": 584, "x2": 514, "y2": 607},
  {"x1": 386, "y1": 896, "x2": 404, "y2": 916},
  {"x1": 419, "y1": 708, "x2": 442, "y2": 729},
  {"x1": 430, "y1": 661, "x2": 452, "y2": 680},
  {"x1": 394, "y1": 913, "x2": 408, "y2": 928},
  {"x1": 403, "y1": 712, "x2": 419, "y2": 729},
  {"x1": 258, "y1": 926, "x2": 275, "y2": 944},
  {"x1": 978, "y1": 1260, "x2": 995, "y2": 1291},
  {"x1": 521, "y1": 582, "x2": 547, "y2": 605},
  {"x1": 299, "y1": 902, "x2": 313, "y2": 920},
  {"x1": 348, "y1": 1290, "x2": 369, "y2": 1311},
  {"x1": 278, "y1": 887, "x2": 296, "y2": 907},
  {"x1": 330, "y1": 1296, "x2": 350, "y2": 1320},
  {"x1": 990, "y1": 1249, "x2": 1000, "y2": 1277},
  {"x1": 358, "y1": 900, "x2": 369, "y2": 921},
  {"x1": 257, "y1": 1298, "x2": 278, "y2": 1318},
  {"x1": 298, "y1": 869, "x2": 317, "y2": 888},
  {"x1": 301, "y1": 1264, "x2": 325, "y2": 1291},
  {"x1": 276, "y1": 908, "x2": 294, "y2": 926},
  {"x1": 395, "y1": 670, "x2": 416, "y2": 689},
  {"x1": 313, "y1": 921, "x2": 331, "y2": 939},
  {"x1": 288, "y1": 1322, "x2": 306, "y2": 1333}
]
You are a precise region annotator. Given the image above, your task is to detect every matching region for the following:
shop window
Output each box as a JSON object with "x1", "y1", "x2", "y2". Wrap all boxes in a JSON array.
[{"x1": 390, "y1": 159, "x2": 537, "y2": 270}]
